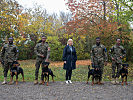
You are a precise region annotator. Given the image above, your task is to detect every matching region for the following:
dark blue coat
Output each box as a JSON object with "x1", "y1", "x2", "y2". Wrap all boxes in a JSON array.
[{"x1": 62, "y1": 45, "x2": 77, "y2": 70}]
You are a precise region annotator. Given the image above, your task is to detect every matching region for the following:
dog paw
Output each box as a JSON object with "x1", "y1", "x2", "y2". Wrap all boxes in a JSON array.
[
  {"x1": 99, "y1": 82, "x2": 104, "y2": 85},
  {"x1": 42, "y1": 83, "x2": 45, "y2": 85},
  {"x1": 91, "y1": 83, "x2": 94, "y2": 86},
  {"x1": 39, "y1": 82, "x2": 42, "y2": 85},
  {"x1": 16, "y1": 82, "x2": 18, "y2": 85},
  {"x1": 98, "y1": 82, "x2": 101, "y2": 85},
  {"x1": 8, "y1": 82, "x2": 13, "y2": 85}
]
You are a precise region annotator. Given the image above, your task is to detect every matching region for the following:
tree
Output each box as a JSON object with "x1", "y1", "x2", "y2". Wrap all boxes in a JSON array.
[{"x1": 63, "y1": 0, "x2": 131, "y2": 48}]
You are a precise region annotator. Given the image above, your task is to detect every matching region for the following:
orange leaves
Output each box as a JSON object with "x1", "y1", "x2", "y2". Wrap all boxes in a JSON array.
[{"x1": 63, "y1": 0, "x2": 127, "y2": 39}]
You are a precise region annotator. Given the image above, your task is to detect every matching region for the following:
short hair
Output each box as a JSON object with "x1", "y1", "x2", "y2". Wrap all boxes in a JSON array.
[
  {"x1": 116, "y1": 38, "x2": 121, "y2": 41},
  {"x1": 96, "y1": 37, "x2": 100, "y2": 40},
  {"x1": 67, "y1": 39, "x2": 73, "y2": 45},
  {"x1": 8, "y1": 37, "x2": 14, "y2": 40}
]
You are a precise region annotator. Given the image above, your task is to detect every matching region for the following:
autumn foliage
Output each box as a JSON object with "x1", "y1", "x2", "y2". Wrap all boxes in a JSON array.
[{"x1": 0, "y1": 0, "x2": 133, "y2": 61}]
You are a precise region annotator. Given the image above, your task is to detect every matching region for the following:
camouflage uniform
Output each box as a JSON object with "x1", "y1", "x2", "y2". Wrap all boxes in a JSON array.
[
  {"x1": 1, "y1": 44, "x2": 18, "y2": 77},
  {"x1": 91, "y1": 44, "x2": 108, "y2": 75},
  {"x1": 109, "y1": 44, "x2": 126, "y2": 78},
  {"x1": 34, "y1": 42, "x2": 50, "y2": 80}
]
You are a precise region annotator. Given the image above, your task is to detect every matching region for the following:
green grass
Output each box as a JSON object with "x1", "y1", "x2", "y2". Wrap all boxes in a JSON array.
[{"x1": 0, "y1": 60, "x2": 133, "y2": 82}]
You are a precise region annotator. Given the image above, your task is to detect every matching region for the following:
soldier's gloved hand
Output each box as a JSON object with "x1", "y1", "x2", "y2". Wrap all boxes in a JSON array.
[
  {"x1": 104, "y1": 62, "x2": 107, "y2": 66},
  {"x1": 112, "y1": 58, "x2": 115, "y2": 61},
  {"x1": 120, "y1": 56, "x2": 123, "y2": 59},
  {"x1": 0, "y1": 60, "x2": 2, "y2": 64},
  {"x1": 64, "y1": 61, "x2": 66, "y2": 63},
  {"x1": 40, "y1": 55, "x2": 44, "y2": 58},
  {"x1": 45, "y1": 59, "x2": 48, "y2": 62},
  {"x1": 91, "y1": 62, "x2": 94, "y2": 68}
]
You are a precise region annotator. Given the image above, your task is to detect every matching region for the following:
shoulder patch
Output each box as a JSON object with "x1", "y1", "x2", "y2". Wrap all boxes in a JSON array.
[
  {"x1": 104, "y1": 48, "x2": 107, "y2": 52},
  {"x1": 17, "y1": 50, "x2": 19, "y2": 52},
  {"x1": 37, "y1": 43, "x2": 41, "y2": 46},
  {"x1": 4, "y1": 44, "x2": 8, "y2": 47},
  {"x1": 119, "y1": 45, "x2": 124, "y2": 49},
  {"x1": 92, "y1": 45, "x2": 96, "y2": 48}
]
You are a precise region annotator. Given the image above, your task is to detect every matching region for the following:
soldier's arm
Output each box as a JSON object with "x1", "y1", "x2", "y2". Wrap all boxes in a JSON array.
[
  {"x1": 34, "y1": 44, "x2": 42, "y2": 57},
  {"x1": 14, "y1": 46, "x2": 19, "y2": 61},
  {"x1": 46, "y1": 45, "x2": 50, "y2": 60},
  {"x1": 0, "y1": 46, "x2": 6, "y2": 62},
  {"x1": 121, "y1": 46, "x2": 126, "y2": 58},
  {"x1": 109, "y1": 46, "x2": 114, "y2": 59},
  {"x1": 90, "y1": 47, "x2": 94, "y2": 63}
]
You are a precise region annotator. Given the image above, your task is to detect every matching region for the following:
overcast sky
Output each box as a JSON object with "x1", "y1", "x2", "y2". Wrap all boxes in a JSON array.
[{"x1": 16, "y1": 0, "x2": 69, "y2": 14}]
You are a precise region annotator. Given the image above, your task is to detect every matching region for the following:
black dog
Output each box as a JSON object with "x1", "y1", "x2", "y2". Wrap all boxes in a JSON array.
[
  {"x1": 119, "y1": 64, "x2": 128, "y2": 86},
  {"x1": 86, "y1": 65, "x2": 102, "y2": 85},
  {"x1": 40, "y1": 62, "x2": 55, "y2": 86},
  {"x1": 9, "y1": 61, "x2": 25, "y2": 85}
]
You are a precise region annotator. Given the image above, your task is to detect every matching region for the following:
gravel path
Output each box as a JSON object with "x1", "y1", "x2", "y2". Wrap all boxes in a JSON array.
[{"x1": 0, "y1": 81, "x2": 133, "y2": 100}]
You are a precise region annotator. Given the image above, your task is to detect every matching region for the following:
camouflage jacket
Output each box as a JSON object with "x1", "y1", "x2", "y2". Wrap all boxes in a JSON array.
[
  {"x1": 109, "y1": 44, "x2": 126, "y2": 63},
  {"x1": 0, "y1": 44, "x2": 18, "y2": 62},
  {"x1": 91, "y1": 44, "x2": 108, "y2": 62},
  {"x1": 34, "y1": 42, "x2": 50, "y2": 60}
]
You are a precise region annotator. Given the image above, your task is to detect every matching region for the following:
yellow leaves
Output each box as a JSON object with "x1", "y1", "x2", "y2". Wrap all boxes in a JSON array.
[
  {"x1": 43, "y1": 21, "x2": 55, "y2": 35},
  {"x1": 21, "y1": 38, "x2": 26, "y2": 41},
  {"x1": 14, "y1": 38, "x2": 20, "y2": 42},
  {"x1": 80, "y1": 35, "x2": 86, "y2": 39}
]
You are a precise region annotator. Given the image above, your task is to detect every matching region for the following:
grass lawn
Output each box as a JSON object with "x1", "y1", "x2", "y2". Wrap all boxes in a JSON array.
[{"x1": 0, "y1": 60, "x2": 133, "y2": 82}]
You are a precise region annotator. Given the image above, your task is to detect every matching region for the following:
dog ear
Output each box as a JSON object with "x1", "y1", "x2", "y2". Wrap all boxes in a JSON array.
[
  {"x1": 42, "y1": 62, "x2": 50, "y2": 67},
  {"x1": 122, "y1": 64, "x2": 129, "y2": 67},
  {"x1": 88, "y1": 65, "x2": 90, "y2": 70}
]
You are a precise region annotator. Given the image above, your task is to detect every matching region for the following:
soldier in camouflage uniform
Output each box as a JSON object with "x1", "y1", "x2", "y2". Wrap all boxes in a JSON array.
[
  {"x1": 109, "y1": 38, "x2": 126, "y2": 84},
  {"x1": 34, "y1": 35, "x2": 50, "y2": 85},
  {"x1": 91, "y1": 37, "x2": 108, "y2": 83},
  {"x1": 0, "y1": 37, "x2": 18, "y2": 85}
]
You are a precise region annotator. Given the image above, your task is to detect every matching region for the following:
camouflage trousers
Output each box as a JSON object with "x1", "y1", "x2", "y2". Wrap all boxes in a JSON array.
[
  {"x1": 3, "y1": 62, "x2": 13, "y2": 77},
  {"x1": 112, "y1": 61, "x2": 121, "y2": 78},
  {"x1": 92, "y1": 60, "x2": 104, "y2": 81},
  {"x1": 35, "y1": 59, "x2": 45, "y2": 80},
  {"x1": 93, "y1": 60, "x2": 104, "y2": 75}
]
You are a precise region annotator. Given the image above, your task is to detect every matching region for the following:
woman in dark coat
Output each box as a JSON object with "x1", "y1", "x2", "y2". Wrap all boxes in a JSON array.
[{"x1": 62, "y1": 39, "x2": 77, "y2": 84}]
